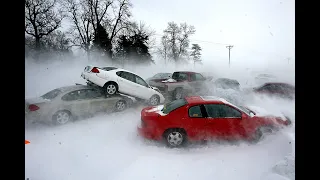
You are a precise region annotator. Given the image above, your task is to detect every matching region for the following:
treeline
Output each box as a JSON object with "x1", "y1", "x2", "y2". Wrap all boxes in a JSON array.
[{"x1": 25, "y1": 0, "x2": 202, "y2": 65}]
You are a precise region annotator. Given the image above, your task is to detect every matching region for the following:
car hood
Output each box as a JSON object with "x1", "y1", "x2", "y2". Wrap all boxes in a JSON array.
[
  {"x1": 150, "y1": 86, "x2": 159, "y2": 90},
  {"x1": 149, "y1": 78, "x2": 170, "y2": 82},
  {"x1": 246, "y1": 105, "x2": 290, "y2": 124},
  {"x1": 162, "y1": 78, "x2": 177, "y2": 83}
]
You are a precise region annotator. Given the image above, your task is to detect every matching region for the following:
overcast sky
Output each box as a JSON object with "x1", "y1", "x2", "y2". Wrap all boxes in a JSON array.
[{"x1": 130, "y1": 0, "x2": 294, "y2": 67}]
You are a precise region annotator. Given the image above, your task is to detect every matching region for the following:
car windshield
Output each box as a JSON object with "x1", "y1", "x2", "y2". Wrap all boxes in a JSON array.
[
  {"x1": 238, "y1": 105, "x2": 254, "y2": 115},
  {"x1": 41, "y1": 89, "x2": 62, "y2": 100},
  {"x1": 161, "y1": 98, "x2": 188, "y2": 114}
]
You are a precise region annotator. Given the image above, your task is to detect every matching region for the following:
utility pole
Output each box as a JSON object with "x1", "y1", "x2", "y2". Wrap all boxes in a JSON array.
[{"x1": 226, "y1": 45, "x2": 234, "y2": 67}]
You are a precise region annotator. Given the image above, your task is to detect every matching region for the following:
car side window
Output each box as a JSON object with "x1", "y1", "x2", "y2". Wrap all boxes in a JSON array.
[
  {"x1": 261, "y1": 84, "x2": 275, "y2": 91},
  {"x1": 153, "y1": 73, "x2": 161, "y2": 78},
  {"x1": 204, "y1": 104, "x2": 222, "y2": 118},
  {"x1": 117, "y1": 71, "x2": 135, "y2": 82},
  {"x1": 135, "y1": 75, "x2": 149, "y2": 87},
  {"x1": 61, "y1": 90, "x2": 80, "y2": 101},
  {"x1": 190, "y1": 74, "x2": 196, "y2": 81},
  {"x1": 173, "y1": 72, "x2": 188, "y2": 81},
  {"x1": 222, "y1": 105, "x2": 242, "y2": 118},
  {"x1": 204, "y1": 104, "x2": 241, "y2": 118},
  {"x1": 195, "y1": 73, "x2": 205, "y2": 81},
  {"x1": 86, "y1": 89, "x2": 103, "y2": 98},
  {"x1": 188, "y1": 105, "x2": 203, "y2": 118},
  {"x1": 77, "y1": 89, "x2": 91, "y2": 100}
]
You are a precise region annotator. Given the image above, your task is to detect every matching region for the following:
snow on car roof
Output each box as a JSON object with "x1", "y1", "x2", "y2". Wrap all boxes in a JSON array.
[{"x1": 200, "y1": 96, "x2": 226, "y2": 101}]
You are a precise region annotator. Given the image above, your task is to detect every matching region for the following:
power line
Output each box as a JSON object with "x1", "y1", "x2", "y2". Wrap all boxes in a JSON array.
[{"x1": 153, "y1": 33, "x2": 232, "y2": 46}]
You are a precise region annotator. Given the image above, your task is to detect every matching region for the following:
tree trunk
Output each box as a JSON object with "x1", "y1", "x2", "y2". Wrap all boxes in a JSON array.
[
  {"x1": 35, "y1": 36, "x2": 41, "y2": 51},
  {"x1": 86, "y1": 45, "x2": 90, "y2": 62}
]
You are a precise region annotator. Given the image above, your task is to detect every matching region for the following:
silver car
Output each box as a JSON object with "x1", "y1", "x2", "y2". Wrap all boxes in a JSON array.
[{"x1": 25, "y1": 84, "x2": 133, "y2": 125}]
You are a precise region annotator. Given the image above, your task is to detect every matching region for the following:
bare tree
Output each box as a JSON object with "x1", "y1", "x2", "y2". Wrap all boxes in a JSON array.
[
  {"x1": 161, "y1": 22, "x2": 196, "y2": 63},
  {"x1": 63, "y1": 0, "x2": 93, "y2": 60},
  {"x1": 157, "y1": 35, "x2": 170, "y2": 64},
  {"x1": 108, "y1": 0, "x2": 132, "y2": 42},
  {"x1": 178, "y1": 23, "x2": 195, "y2": 59},
  {"x1": 25, "y1": 0, "x2": 63, "y2": 51},
  {"x1": 84, "y1": 0, "x2": 132, "y2": 58}
]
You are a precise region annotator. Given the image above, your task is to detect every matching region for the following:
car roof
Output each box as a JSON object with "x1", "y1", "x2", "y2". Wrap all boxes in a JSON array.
[
  {"x1": 215, "y1": 78, "x2": 239, "y2": 83},
  {"x1": 105, "y1": 66, "x2": 138, "y2": 75},
  {"x1": 174, "y1": 71, "x2": 197, "y2": 74},
  {"x1": 185, "y1": 96, "x2": 227, "y2": 105},
  {"x1": 264, "y1": 82, "x2": 294, "y2": 87},
  {"x1": 57, "y1": 85, "x2": 95, "y2": 92}
]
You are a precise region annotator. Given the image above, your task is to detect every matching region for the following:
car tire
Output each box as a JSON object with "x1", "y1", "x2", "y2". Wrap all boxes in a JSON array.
[
  {"x1": 163, "y1": 128, "x2": 188, "y2": 148},
  {"x1": 173, "y1": 88, "x2": 185, "y2": 100},
  {"x1": 114, "y1": 100, "x2": 127, "y2": 112},
  {"x1": 52, "y1": 110, "x2": 72, "y2": 125},
  {"x1": 104, "y1": 82, "x2": 118, "y2": 95},
  {"x1": 149, "y1": 95, "x2": 160, "y2": 106}
]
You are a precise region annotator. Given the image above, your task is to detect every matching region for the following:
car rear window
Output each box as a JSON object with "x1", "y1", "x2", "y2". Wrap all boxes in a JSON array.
[
  {"x1": 161, "y1": 98, "x2": 188, "y2": 114},
  {"x1": 41, "y1": 89, "x2": 62, "y2": 100}
]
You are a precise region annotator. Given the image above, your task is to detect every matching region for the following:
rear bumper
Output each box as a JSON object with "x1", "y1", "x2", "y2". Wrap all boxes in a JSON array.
[
  {"x1": 81, "y1": 72, "x2": 106, "y2": 87},
  {"x1": 25, "y1": 111, "x2": 50, "y2": 123},
  {"x1": 137, "y1": 127, "x2": 162, "y2": 141}
]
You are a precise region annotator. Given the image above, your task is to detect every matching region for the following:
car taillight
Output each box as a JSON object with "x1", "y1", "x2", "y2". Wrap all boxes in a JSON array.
[
  {"x1": 91, "y1": 67, "x2": 100, "y2": 73},
  {"x1": 28, "y1": 104, "x2": 39, "y2": 111}
]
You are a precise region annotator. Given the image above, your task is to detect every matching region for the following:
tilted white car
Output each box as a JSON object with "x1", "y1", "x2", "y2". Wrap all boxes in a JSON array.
[{"x1": 81, "y1": 66, "x2": 165, "y2": 105}]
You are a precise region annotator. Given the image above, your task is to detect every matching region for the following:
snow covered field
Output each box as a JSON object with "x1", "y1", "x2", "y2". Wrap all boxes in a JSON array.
[{"x1": 25, "y1": 59, "x2": 295, "y2": 180}]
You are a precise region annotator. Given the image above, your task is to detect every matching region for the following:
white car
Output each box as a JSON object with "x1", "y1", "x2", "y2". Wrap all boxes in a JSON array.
[{"x1": 81, "y1": 66, "x2": 165, "y2": 105}]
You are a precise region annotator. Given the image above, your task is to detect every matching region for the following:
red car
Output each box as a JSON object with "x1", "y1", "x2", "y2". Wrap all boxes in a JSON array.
[{"x1": 137, "y1": 96, "x2": 291, "y2": 148}]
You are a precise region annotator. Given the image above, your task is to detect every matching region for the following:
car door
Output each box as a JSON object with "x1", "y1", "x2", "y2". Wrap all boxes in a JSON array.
[
  {"x1": 203, "y1": 104, "x2": 244, "y2": 140},
  {"x1": 61, "y1": 89, "x2": 92, "y2": 118},
  {"x1": 185, "y1": 105, "x2": 210, "y2": 140},
  {"x1": 133, "y1": 74, "x2": 153, "y2": 99},
  {"x1": 116, "y1": 71, "x2": 137, "y2": 95},
  {"x1": 85, "y1": 88, "x2": 118, "y2": 113}
]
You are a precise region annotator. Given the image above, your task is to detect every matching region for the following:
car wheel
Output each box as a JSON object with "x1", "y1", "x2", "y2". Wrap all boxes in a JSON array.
[
  {"x1": 105, "y1": 82, "x2": 118, "y2": 95},
  {"x1": 149, "y1": 95, "x2": 160, "y2": 106},
  {"x1": 173, "y1": 88, "x2": 184, "y2": 100},
  {"x1": 52, "y1": 110, "x2": 72, "y2": 125},
  {"x1": 163, "y1": 129, "x2": 187, "y2": 148},
  {"x1": 115, "y1": 100, "x2": 127, "y2": 112}
]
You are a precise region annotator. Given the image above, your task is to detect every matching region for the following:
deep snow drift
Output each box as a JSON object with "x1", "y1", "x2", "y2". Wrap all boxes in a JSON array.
[{"x1": 25, "y1": 59, "x2": 295, "y2": 180}]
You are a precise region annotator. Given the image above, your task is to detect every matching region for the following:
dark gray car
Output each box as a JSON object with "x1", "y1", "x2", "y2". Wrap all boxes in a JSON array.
[
  {"x1": 214, "y1": 78, "x2": 240, "y2": 91},
  {"x1": 25, "y1": 85, "x2": 133, "y2": 125}
]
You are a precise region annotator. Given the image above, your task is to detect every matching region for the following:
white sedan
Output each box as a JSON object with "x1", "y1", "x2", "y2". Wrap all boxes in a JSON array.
[{"x1": 81, "y1": 66, "x2": 165, "y2": 105}]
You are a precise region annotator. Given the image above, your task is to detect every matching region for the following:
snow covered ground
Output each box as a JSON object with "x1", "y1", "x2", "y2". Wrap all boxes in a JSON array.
[{"x1": 25, "y1": 59, "x2": 295, "y2": 180}]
